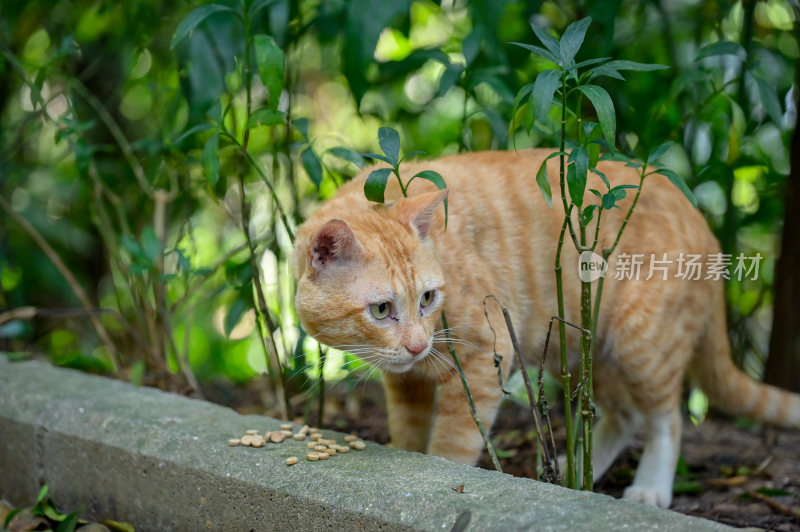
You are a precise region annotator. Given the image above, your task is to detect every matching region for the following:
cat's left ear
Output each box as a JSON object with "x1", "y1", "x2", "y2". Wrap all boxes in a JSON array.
[{"x1": 394, "y1": 189, "x2": 449, "y2": 239}]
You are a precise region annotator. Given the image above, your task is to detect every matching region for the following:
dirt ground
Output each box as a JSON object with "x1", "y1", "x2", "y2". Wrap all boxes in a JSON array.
[{"x1": 256, "y1": 380, "x2": 800, "y2": 531}]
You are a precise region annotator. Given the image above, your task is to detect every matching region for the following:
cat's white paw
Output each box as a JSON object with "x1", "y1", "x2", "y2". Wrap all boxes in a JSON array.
[{"x1": 623, "y1": 484, "x2": 672, "y2": 509}]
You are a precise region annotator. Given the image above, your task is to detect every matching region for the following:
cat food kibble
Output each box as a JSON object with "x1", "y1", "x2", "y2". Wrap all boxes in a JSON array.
[
  {"x1": 310, "y1": 433, "x2": 322, "y2": 441},
  {"x1": 250, "y1": 436, "x2": 265, "y2": 448},
  {"x1": 317, "y1": 452, "x2": 329, "y2": 460},
  {"x1": 293, "y1": 433, "x2": 306, "y2": 441},
  {"x1": 280, "y1": 423, "x2": 293, "y2": 430},
  {"x1": 308, "y1": 427, "x2": 319, "y2": 434},
  {"x1": 246, "y1": 429, "x2": 259, "y2": 435},
  {"x1": 270, "y1": 432, "x2": 286, "y2": 443},
  {"x1": 285, "y1": 456, "x2": 298, "y2": 465},
  {"x1": 241, "y1": 434, "x2": 255, "y2": 446},
  {"x1": 306, "y1": 452, "x2": 320, "y2": 461},
  {"x1": 344, "y1": 435, "x2": 357, "y2": 442},
  {"x1": 228, "y1": 439, "x2": 241, "y2": 446},
  {"x1": 349, "y1": 440, "x2": 366, "y2": 450}
]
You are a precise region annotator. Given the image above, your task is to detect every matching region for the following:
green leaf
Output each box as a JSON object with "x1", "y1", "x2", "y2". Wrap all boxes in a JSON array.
[
  {"x1": 582, "y1": 204, "x2": 597, "y2": 225},
  {"x1": 225, "y1": 298, "x2": 250, "y2": 337},
  {"x1": 401, "y1": 150, "x2": 425, "y2": 162},
  {"x1": 343, "y1": 0, "x2": 410, "y2": 104},
  {"x1": 56, "y1": 512, "x2": 80, "y2": 532},
  {"x1": 530, "y1": 23, "x2": 561, "y2": 60},
  {"x1": 647, "y1": 141, "x2": 673, "y2": 163},
  {"x1": 569, "y1": 147, "x2": 589, "y2": 187},
  {"x1": 301, "y1": 148, "x2": 323, "y2": 189},
  {"x1": 756, "y1": 488, "x2": 792, "y2": 497},
  {"x1": 610, "y1": 185, "x2": 629, "y2": 201},
  {"x1": 36, "y1": 485, "x2": 49, "y2": 505},
  {"x1": 534, "y1": 153, "x2": 565, "y2": 210},
  {"x1": 249, "y1": 0, "x2": 277, "y2": 17},
  {"x1": 378, "y1": 127, "x2": 400, "y2": 166},
  {"x1": 294, "y1": 117, "x2": 309, "y2": 139},
  {"x1": 170, "y1": 4, "x2": 236, "y2": 49},
  {"x1": 247, "y1": 108, "x2": 284, "y2": 129},
  {"x1": 100, "y1": 520, "x2": 136, "y2": 532},
  {"x1": 574, "y1": 57, "x2": 611, "y2": 70},
  {"x1": 253, "y1": 34, "x2": 285, "y2": 110},
  {"x1": 141, "y1": 226, "x2": 162, "y2": 265},
  {"x1": 559, "y1": 17, "x2": 592, "y2": 66},
  {"x1": 364, "y1": 167, "x2": 392, "y2": 203},
  {"x1": 171, "y1": 124, "x2": 214, "y2": 145},
  {"x1": 567, "y1": 163, "x2": 587, "y2": 209},
  {"x1": 655, "y1": 168, "x2": 697, "y2": 207},
  {"x1": 601, "y1": 192, "x2": 616, "y2": 210},
  {"x1": 43, "y1": 498, "x2": 69, "y2": 521},
  {"x1": 511, "y1": 82, "x2": 535, "y2": 124},
  {"x1": 576, "y1": 85, "x2": 615, "y2": 149},
  {"x1": 510, "y1": 42, "x2": 559, "y2": 65},
  {"x1": 601, "y1": 59, "x2": 669, "y2": 72},
  {"x1": 599, "y1": 151, "x2": 629, "y2": 163},
  {"x1": 412, "y1": 170, "x2": 448, "y2": 228},
  {"x1": 202, "y1": 133, "x2": 220, "y2": 187},
  {"x1": 587, "y1": 64, "x2": 625, "y2": 81},
  {"x1": 120, "y1": 235, "x2": 146, "y2": 263},
  {"x1": 532, "y1": 69, "x2": 561, "y2": 124},
  {"x1": 589, "y1": 188, "x2": 603, "y2": 198},
  {"x1": 462, "y1": 28, "x2": 482, "y2": 65},
  {"x1": 4, "y1": 507, "x2": 23, "y2": 528},
  {"x1": 695, "y1": 40, "x2": 745, "y2": 61},
  {"x1": 753, "y1": 75, "x2": 783, "y2": 126},
  {"x1": 438, "y1": 63, "x2": 464, "y2": 97},
  {"x1": 328, "y1": 147, "x2": 365, "y2": 168},
  {"x1": 362, "y1": 152, "x2": 394, "y2": 165}
]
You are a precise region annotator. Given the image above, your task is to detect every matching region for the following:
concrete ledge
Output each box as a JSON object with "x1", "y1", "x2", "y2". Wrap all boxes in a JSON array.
[{"x1": 0, "y1": 357, "x2": 729, "y2": 531}]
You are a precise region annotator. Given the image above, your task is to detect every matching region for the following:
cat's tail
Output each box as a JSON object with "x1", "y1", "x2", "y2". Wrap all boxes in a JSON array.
[{"x1": 689, "y1": 283, "x2": 800, "y2": 429}]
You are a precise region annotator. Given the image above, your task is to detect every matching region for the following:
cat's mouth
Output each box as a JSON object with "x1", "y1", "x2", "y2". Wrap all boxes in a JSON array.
[{"x1": 382, "y1": 346, "x2": 431, "y2": 373}]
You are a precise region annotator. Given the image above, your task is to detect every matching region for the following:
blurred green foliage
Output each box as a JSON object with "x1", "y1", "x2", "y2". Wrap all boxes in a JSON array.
[{"x1": 0, "y1": 0, "x2": 795, "y2": 411}]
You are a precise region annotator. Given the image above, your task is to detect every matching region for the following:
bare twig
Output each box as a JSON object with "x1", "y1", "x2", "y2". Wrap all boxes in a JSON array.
[
  {"x1": 0, "y1": 306, "x2": 152, "y2": 356},
  {"x1": 483, "y1": 296, "x2": 559, "y2": 482},
  {"x1": 746, "y1": 490, "x2": 800, "y2": 523},
  {"x1": 68, "y1": 79, "x2": 155, "y2": 198},
  {"x1": 0, "y1": 195, "x2": 120, "y2": 372},
  {"x1": 440, "y1": 309, "x2": 502, "y2": 473}
]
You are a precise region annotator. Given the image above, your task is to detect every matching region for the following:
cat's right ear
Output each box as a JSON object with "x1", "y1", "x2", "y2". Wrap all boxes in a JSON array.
[{"x1": 307, "y1": 219, "x2": 361, "y2": 275}]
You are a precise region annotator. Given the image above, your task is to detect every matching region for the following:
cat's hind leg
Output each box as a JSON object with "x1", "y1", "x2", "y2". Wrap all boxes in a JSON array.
[
  {"x1": 591, "y1": 406, "x2": 644, "y2": 481},
  {"x1": 622, "y1": 406, "x2": 681, "y2": 508}
]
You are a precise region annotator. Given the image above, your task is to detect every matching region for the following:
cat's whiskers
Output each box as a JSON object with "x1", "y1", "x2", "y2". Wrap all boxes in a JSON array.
[{"x1": 428, "y1": 346, "x2": 458, "y2": 374}]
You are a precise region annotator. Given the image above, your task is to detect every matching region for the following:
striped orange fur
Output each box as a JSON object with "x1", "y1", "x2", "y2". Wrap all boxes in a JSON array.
[{"x1": 293, "y1": 149, "x2": 800, "y2": 508}]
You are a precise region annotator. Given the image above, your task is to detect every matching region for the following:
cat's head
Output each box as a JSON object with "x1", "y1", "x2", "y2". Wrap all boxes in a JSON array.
[{"x1": 293, "y1": 190, "x2": 448, "y2": 373}]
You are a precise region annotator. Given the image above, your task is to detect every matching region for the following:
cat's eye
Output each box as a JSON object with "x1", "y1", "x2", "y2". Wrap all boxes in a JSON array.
[
  {"x1": 370, "y1": 302, "x2": 392, "y2": 320},
  {"x1": 420, "y1": 290, "x2": 436, "y2": 308}
]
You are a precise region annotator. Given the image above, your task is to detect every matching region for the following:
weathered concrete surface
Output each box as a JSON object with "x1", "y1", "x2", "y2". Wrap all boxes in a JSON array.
[{"x1": 0, "y1": 357, "x2": 729, "y2": 531}]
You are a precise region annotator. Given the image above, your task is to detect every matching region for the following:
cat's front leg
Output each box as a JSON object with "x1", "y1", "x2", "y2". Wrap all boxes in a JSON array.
[
  {"x1": 384, "y1": 371, "x2": 436, "y2": 453},
  {"x1": 426, "y1": 350, "x2": 505, "y2": 464}
]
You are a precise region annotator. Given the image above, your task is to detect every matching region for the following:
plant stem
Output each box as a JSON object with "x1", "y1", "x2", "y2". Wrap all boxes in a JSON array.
[
  {"x1": 555, "y1": 72, "x2": 577, "y2": 489},
  {"x1": 441, "y1": 310, "x2": 502, "y2": 473},
  {"x1": 0, "y1": 194, "x2": 120, "y2": 372},
  {"x1": 239, "y1": 12, "x2": 290, "y2": 420},
  {"x1": 554, "y1": 214, "x2": 575, "y2": 488}
]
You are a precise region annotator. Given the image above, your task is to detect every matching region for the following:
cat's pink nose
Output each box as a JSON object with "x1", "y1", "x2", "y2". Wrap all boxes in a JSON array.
[{"x1": 405, "y1": 343, "x2": 427, "y2": 356}]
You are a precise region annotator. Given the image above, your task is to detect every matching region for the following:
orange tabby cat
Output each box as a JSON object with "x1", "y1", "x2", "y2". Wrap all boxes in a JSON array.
[{"x1": 293, "y1": 149, "x2": 800, "y2": 508}]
